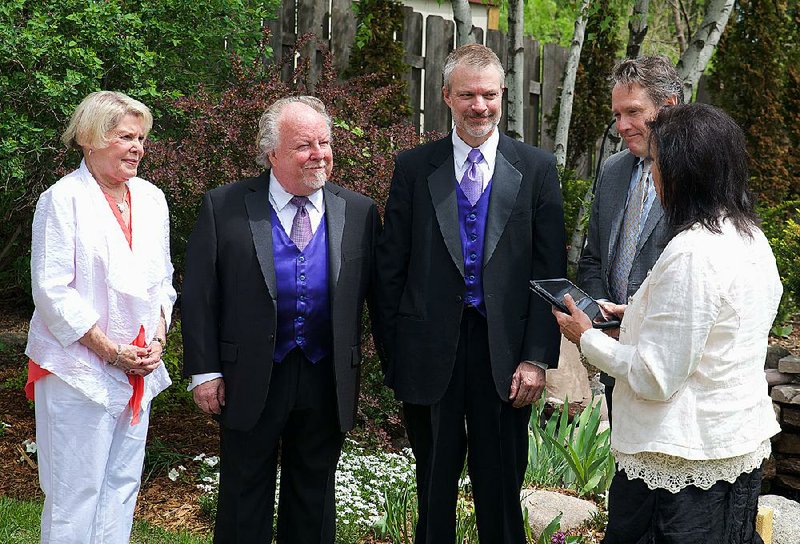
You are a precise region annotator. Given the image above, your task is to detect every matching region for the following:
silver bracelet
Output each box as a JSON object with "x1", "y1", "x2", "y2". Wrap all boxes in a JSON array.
[{"x1": 108, "y1": 344, "x2": 123, "y2": 367}]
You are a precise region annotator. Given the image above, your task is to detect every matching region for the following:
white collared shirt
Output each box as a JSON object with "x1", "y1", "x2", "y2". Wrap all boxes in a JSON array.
[
  {"x1": 269, "y1": 171, "x2": 325, "y2": 234},
  {"x1": 452, "y1": 129, "x2": 499, "y2": 189}
]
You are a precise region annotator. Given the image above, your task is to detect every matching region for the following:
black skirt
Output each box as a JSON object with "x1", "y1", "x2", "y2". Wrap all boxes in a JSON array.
[{"x1": 603, "y1": 466, "x2": 764, "y2": 544}]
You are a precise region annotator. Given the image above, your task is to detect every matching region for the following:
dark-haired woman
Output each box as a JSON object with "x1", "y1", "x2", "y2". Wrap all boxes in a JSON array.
[{"x1": 555, "y1": 103, "x2": 781, "y2": 544}]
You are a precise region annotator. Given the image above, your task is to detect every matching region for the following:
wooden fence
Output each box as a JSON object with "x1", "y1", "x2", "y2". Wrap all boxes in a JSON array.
[{"x1": 267, "y1": 0, "x2": 570, "y2": 151}]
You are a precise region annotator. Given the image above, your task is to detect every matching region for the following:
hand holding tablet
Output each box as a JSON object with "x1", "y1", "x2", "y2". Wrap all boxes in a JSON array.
[{"x1": 530, "y1": 278, "x2": 621, "y2": 329}]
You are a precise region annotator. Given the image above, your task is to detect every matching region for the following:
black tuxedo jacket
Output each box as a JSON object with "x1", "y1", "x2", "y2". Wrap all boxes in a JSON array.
[
  {"x1": 377, "y1": 133, "x2": 567, "y2": 405},
  {"x1": 181, "y1": 171, "x2": 379, "y2": 432}
]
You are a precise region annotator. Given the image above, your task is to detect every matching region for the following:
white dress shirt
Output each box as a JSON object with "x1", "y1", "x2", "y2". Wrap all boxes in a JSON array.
[{"x1": 452, "y1": 129, "x2": 499, "y2": 190}]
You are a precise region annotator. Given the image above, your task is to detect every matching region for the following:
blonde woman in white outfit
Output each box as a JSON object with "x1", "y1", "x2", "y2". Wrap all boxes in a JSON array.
[
  {"x1": 25, "y1": 91, "x2": 176, "y2": 543},
  {"x1": 555, "y1": 104, "x2": 781, "y2": 544}
]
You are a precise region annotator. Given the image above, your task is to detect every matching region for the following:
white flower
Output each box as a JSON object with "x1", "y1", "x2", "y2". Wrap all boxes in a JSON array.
[
  {"x1": 168, "y1": 468, "x2": 180, "y2": 481},
  {"x1": 23, "y1": 439, "x2": 37, "y2": 454},
  {"x1": 204, "y1": 456, "x2": 220, "y2": 467}
]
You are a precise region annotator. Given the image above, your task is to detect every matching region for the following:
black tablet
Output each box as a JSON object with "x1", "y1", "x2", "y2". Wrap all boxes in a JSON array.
[{"x1": 530, "y1": 278, "x2": 620, "y2": 330}]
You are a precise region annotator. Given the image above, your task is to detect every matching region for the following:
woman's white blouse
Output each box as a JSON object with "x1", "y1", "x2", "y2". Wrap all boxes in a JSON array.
[
  {"x1": 25, "y1": 161, "x2": 176, "y2": 417},
  {"x1": 581, "y1": 221, "x2": 782, "y2": 464}
]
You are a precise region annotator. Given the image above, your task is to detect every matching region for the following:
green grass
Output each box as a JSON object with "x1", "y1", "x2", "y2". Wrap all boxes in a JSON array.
[{"x1": 0, "y1": 497, "x2": 211, "y2": 544}]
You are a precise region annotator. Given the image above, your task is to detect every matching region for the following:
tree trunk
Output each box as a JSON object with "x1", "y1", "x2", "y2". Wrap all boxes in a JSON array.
[
  {"x1": 676, "y1": 0, "x2": 735, "y2": 99},
  {"x1": 626, "y1": 0, "x2": 650, "y2": 58},
  {"x1": 451, "y1": 0, "x2": 477, "y2": 46},
  {"x1": 506, "y1": 0, "x2": 524, "y2": 140},
  {"x1": 670, "y1": 0, "x2": 688, "y2": 55},
  {"x1": 553, "y1": 0, "x2": 591, "y2": 169}
]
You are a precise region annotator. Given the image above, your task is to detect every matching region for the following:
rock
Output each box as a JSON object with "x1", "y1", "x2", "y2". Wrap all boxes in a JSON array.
[
  {"x1": 776, "y1": 457, "x2": 800, "y2": 476},
  {"x1": 783, "y1": 406, "x2": 800, "y2": 429},
  {"x1": 778, "y1": 355, "x2": 800, "y2": 374},
  {"x1": 521, "y1": 489, "x2": 598, "y2": 538},
  {"x1": 759, "y1": 494, "x2": 800, "y2": 544},
  {"x1": 546, "y1": 336, "x2": 592, "y2": 406},
  {"x1": 764, "y1": 455, "x2": 777, "y2": 480},
  {"x1": 767, "y1": 369, "x2": 794, "y2": 387},
  {"x1": 766, "y1": 345, "x2": 791, "y2": 370},
  {"x1": 771, "y1": 385, "x2": 800, "y2": 405},
  {"x1": 774, "y1": 403, "x2": 782, "y2": 422},
  {"x1": 773, "y1": 433, "x2": 800, "y2": 455},
  {"x1": 775, "y1": 473, "x2": 800, "y2": 492}
]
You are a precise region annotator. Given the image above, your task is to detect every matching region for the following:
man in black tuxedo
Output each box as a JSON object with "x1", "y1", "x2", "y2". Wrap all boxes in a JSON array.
[
  {"x1": 577, "y1": 56, "x2": 682, "y2": 420},
  {"x1": 181, "y1": 96, "x2": 379, "y2": 543},
  {"x1": 377, "y1": 44, "x2": 566, "y2": 543}
]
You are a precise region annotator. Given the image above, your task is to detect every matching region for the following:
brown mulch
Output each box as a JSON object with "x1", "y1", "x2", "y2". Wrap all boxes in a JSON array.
[{"x1": 0, "y1": 307, "x2": 218, "y2": 537}]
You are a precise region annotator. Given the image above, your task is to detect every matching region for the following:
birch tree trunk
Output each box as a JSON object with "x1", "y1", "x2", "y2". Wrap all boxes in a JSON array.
[
  {"x1": 626, "y1": 0, "x2": 650, "y2": 58},
  {"x1": 553, "y1": 0, "x2": 591, "y2": 169},
  {"x1": 451, "y1": 0, "x2": 477, "y2": 46},
  {"x1": 676, "y1": 0, "x2": 735, "y2": 99},
  {"x1": 506, "y1": 0, "x2": 524, "y2": 140},
  {"x1": 670, "y1": 0, "x2": 688, "y2": 54}
]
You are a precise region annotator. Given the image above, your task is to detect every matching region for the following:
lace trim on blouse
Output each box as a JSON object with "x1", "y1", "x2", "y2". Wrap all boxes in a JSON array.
[{"x1": 614, "y1": 439, "x2": 771, "y2": 494}]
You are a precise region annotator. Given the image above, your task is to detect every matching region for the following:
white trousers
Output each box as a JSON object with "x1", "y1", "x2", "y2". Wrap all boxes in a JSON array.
[{"x1": 35, "y1": 374, "x2": 150, "y2": 544}]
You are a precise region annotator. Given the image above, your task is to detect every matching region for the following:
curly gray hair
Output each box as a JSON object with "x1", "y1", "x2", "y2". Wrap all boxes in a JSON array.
[{"x1": 255, "y1": 96, "x2": 332, "y2": 167}]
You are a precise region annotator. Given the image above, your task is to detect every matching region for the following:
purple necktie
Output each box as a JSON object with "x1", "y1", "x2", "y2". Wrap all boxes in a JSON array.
[
  {"x1": 461, "y1": 148, "x2": 484, "y2": 206},
  {"x1": 290, "y1": 196, "x2": 312, "y2": 251}
]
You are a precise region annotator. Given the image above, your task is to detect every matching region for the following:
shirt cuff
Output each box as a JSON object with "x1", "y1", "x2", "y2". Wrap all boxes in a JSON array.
[
  {"x1": 188, "y1": 372, "x2": 223, "y2": 391},
  {"x1": 530, "y1": 361, "x2": 548, "y2": 371}
]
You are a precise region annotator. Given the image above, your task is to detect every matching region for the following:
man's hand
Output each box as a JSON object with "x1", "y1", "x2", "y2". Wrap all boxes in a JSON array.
[
  {"x1": 193, "y1": 378, "x2": 226, "y2": 415},
  {"x1": 508, "y1": 361, "x2": 546, "y2": 408}
]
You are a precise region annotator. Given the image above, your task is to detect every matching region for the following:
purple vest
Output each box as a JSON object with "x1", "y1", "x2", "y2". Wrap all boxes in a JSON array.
[
  {"x1": 456, "y1": 178, "x2": 492, "y2": 316},
  {"x1": 270, "y1": 205, "x2": 332, "y2": 363}
]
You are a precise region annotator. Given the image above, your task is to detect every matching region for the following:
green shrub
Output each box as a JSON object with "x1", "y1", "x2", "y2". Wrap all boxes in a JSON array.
[
  {"x1": 759, "y1": 201, "x2": 800, "y2": 331},
  {"x1": 526, "y1": 396, "x2": 614, "y2": 499}
]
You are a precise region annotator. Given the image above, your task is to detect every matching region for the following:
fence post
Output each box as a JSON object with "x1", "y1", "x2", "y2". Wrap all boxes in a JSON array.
[
  {"x1": 423, "y1": 16, "x2": 454, "y2": 134},
  {"x1": 403, "y1": 7, "x2": 424, "y2": 132},
  {"x1": 540, "y1": 43, "x2": 568, "y2": 152}
]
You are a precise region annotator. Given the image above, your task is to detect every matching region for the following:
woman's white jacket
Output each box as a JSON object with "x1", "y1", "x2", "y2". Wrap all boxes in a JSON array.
[
  {"x1": 26, "y1": 161, "x2": 176, "y2": 417},
  {"x1": 581, "y1": 221, "x2": 782, "y2": 460}
]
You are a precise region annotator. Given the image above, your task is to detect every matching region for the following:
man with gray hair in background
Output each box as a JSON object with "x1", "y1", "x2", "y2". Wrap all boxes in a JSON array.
[
  {"x1": 182, "y1": 96, "x2": 380, "y2": 543},
  {"x1": 577, "y1": 56, "x2": 683, "y2": 420}
]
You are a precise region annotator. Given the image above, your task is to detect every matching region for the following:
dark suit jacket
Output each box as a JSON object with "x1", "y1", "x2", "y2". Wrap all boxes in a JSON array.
[
  {"x1": 181, "y1": 171, "x2": 379, "y2": 432},
  {"x1": 577, "y1": 149, "x2": 671, "y2": 303},
  {"x1": 377, "y1": 133, "x2": 567, "y2": 405}
]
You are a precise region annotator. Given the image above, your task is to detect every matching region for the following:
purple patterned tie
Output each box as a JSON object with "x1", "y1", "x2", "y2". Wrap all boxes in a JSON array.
[
  {"x1": 290, "y1": 196, "x2": 312, "y2": 251},
  {"x1": 461, "y1": 148, "x2": 484, "y2": 206}
]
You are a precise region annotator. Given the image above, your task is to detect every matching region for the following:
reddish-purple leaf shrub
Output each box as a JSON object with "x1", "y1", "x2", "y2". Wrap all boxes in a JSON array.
[{"x1": 143, "y1": 34, "x2": 439, "y2": 278}]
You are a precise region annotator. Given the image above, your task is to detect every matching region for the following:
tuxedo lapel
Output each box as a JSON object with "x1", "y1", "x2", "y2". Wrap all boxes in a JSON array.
[
  {"x1": 245, "y1": 176, "x2": 277, "y2": 300},
  {"x1": 484, "y1": 137, "x2": 522, "y2": 265},
  {"x1": 428, "y1": 142, "x2": 464, "y2": 277},
  {"x1": 323, "y1": 184, "x2": 345, "y2": 289}
]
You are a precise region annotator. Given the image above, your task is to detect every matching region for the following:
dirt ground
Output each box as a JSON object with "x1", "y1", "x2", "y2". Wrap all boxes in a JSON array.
[{"x1": 0, "y1": 305, "x2": 218, "y2": 535}]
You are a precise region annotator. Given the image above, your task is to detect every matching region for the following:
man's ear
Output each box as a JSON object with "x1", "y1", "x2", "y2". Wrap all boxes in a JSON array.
[
  {"x1": 442, "y1": 85, "x2": 452, "y2": 107},
  {"x1": 665, "y1": 94, "x2": 679, "y2": 106}
]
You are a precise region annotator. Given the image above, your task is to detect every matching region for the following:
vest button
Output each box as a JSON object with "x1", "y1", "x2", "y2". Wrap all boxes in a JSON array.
[
  {"x1": 299, "y1": 274, "x2": 306, "y2": 281},
  {"x1": 456, "y1": 295, "x2": 463, "y2": 302},
  {"x1": 298, "y1": 255, "x2": 305, "y2": 262}
]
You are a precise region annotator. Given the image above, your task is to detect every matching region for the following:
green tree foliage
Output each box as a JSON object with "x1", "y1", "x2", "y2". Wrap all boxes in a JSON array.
[
  {"x1": 345, "y1": 0, "x2": 410, "y2": 125},
  {"x1": 0, "y1": 0, "x2": 277, "y2": 304},
  {"x1": 708, "y1": 0, "x2": 798, "y2": 205}
]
